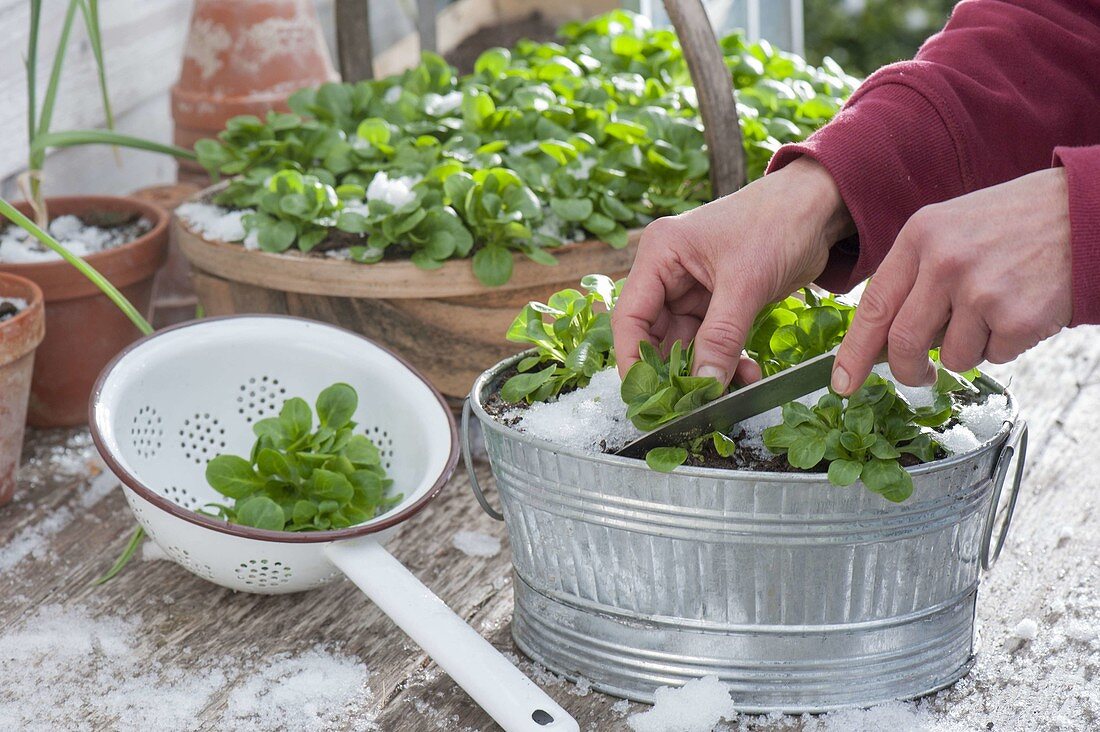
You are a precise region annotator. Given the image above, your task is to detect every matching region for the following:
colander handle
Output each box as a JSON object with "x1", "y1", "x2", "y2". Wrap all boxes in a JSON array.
[
  {"x1": 980, "y1": 419, "x2": 1028, "y2": 571},
  {"x1": 324, "y1": 538, "x2": 579, "y2": 732},
  {"x1": 462, "y1": 397, "x2": 505, "y2": 521}
]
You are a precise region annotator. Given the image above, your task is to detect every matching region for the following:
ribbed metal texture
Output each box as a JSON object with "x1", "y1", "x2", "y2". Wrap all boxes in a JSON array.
[{"x1": 471, "y1": 356, "x2": 1016, "y2": 712}]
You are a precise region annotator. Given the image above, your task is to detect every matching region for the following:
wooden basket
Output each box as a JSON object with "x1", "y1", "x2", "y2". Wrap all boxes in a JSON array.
[{"x1": 176, "y1": 0, "x2": 744, "y2": 403}]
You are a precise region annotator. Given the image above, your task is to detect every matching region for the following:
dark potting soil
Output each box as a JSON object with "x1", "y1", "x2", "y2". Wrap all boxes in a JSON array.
[
  {"x1": 0, "y1": 301, "x2": 19, "y2": 322},
  {"x1": 484, "y1": 371, "x2": 949, "y2": 474},
  {"x1": 481, "y1": 364, "x2": 526, "y2": 427},
  {"x1": 444, "y1": 13, "x2": 559, "y2": 74}
]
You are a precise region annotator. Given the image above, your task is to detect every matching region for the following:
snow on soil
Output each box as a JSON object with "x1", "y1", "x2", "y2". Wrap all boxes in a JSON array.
[
  {"x1": 0, "y1": 296, "x2": 27, "y2": 313},
  {"x1": 508, "y1": 365, "x2": 1011, "y2": 459},
  {"x1": 365, "y1": 171, "x2": 418, "y2": 209},
  {"x1": 504, "y1": 367, "x2": 643, "y2": 453},
  {"x1": 627, "y1": 675, "x2": 738, "y2": 732},
  {"x1": 0, "y1": 604, "x2": 376, "y2": 732},
  {"x1": 176, "y1": 201, "x2": 251, "y2": 244},
  {"x1": 451, "y1": 530, "x2": 501, "y2": 558},
  {"x1": 936, "y1": 424, "x2": 982, "y2": 456},
  {"x1": 0, "y1": 215, "x2": 150, "y2": 263},
  {"x1": 178, "y1": 172, "x2": 419, "y2": 261}
]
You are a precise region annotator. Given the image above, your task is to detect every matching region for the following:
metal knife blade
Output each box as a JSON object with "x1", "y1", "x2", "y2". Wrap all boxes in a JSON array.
[{"x1": 616, "y1": 351, "x2": 837, "y2": 459}]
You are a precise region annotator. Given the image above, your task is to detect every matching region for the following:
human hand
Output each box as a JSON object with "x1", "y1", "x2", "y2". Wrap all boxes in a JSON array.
[
  {"x1": 612, "y1": 157, "x2": 854, "y2": 386},
  {"x1": 832, "y1": 167, "x2": 1073, "y2": 394}
]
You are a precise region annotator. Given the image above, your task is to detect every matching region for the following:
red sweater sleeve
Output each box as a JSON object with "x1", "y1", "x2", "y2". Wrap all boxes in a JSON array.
[
  {"x1": 1054, "y1": 146, "x2": 1100, "y2": 325},
  {"x1": 768, "y1": 0, "x2": 1100, "y2": 321}
]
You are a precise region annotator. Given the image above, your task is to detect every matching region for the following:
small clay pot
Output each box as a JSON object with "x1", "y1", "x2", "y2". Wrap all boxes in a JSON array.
[
  {"x1": 0, "y1": 197, "x2": 169, "y2": 427},
  {"x1": 0, "y1": 272, "x2": 45, "y2": 506},
  {"x1": 171, "y1": 0, "x2": 338, "y2": 180}
]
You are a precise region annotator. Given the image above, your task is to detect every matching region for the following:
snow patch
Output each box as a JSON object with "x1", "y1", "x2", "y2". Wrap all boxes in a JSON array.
[
  {"x1": 0, "y1": 215, "x2": 149, "y2": 263},
  {"x1": 224, "y1": 648, "x2": 373, "y2": 731},
  {"x1": 0, "y1": 296, "x2": 27, "y2": 310},
  {"x1": 506, "y1": 367, "x2": 643, "y2": 453},
  {"x1": 569, "y1": 676, "x2": 592, "y2": 697},
  {"x1": 957, "y1": 393, "x2": 1012, "y2": 442},
  {"x1": 141, "y1": 540, "x2": 169, "y2": 562},
  {"x1": 0, "y1": 604, "x2": 375, "y2": 731},
  {"x1": 936, "y1": 424, "x2": 981, "y2": 456},
  {"x1": 0, "y1": 507, "x2": 75, "y2": 572},
  {"x1": 176, "y1": 202, "x2": 251, "y2": 243},
  {"x1": 366, "y1": 171, "x2": 418, "y2": 209},
  {"x1": 423, "y1": 90, "x2": 463, "y2": 116},
  {"x1": 451, "y1": 530, "x2": 501, "y2": 558},
  {"x1": 627, "y1": 675, "x2": 736, "y2": 732},
  {"x1": 1012, "y1": 618, "x2": 1039, "y2": 642}
]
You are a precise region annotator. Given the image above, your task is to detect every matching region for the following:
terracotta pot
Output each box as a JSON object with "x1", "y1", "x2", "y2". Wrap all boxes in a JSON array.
[
  {"x1": 171, "y1": 0, "x2": 339, "y2": 180},
  {"x1": 0, "y1": 197, "x2": 169, "y2": 427},
  {"x1": 0, "y1": 273, "x2": 45, "y2": 506}
]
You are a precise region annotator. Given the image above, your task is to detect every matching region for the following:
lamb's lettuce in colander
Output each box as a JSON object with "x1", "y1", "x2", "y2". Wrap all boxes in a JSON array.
[{"x1": 203, "y1": 383, "x2": 401, "y2": 531}]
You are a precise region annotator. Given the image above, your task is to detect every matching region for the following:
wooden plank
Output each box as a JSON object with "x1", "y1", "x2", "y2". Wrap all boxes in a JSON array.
[
  {"x1": 336, "y1": 0, "x2": 375, "y2": 81},
  {"x1": 417, "y1": 0, "x2": 438, "y2": 54},
  {"x1": 0, "y1": 0, "x2": 191, "y2": 181}
]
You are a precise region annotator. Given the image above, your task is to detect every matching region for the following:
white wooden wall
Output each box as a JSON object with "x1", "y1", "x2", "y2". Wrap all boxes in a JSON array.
[
  {"x1": 0, "y1": 0, "x2": 192, "y2": 198},
  {"x1": 0, "y1": 0, "x2": 410, "y2": 199},
  {"x1": 0, "y1": 0, "x2": 618, "y2": 200}
]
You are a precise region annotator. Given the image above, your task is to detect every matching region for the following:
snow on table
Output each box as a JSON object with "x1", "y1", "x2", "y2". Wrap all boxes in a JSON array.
[{"x1": 2, "y1": 327, "x2": 1098, "y2": 731}]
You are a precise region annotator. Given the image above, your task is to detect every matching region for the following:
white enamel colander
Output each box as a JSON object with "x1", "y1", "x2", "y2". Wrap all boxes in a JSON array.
[{"x1": 89, "y1": 315, "x2": 578, "y2": 732}]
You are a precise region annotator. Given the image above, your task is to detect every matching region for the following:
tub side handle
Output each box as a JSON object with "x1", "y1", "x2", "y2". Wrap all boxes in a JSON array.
[
  {"x1": 462, "y1": 397, "x2": 505, "y2": 521},
  {"x1": 980, "y1": 420, "x2": 1028, "y2": 571}
]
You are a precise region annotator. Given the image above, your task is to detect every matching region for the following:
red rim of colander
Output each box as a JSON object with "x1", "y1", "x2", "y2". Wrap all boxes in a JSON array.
[{"x1": 88, "y1": 314, "x2": 460, "y2": 543}]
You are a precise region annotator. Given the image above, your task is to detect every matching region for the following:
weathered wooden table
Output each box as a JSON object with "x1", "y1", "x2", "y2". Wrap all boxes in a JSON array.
[{"x1": 1, "y1": 331, "x2": 1097, "y2": 731}]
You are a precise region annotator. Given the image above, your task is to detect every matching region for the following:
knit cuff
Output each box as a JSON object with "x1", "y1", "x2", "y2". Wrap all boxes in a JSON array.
[
  {"x1": 1053, "y1": 145, "x2": 1100, "y2": 326},
  {"x1": 768, "y1": 82, "x2": 966, "y2": 292}
]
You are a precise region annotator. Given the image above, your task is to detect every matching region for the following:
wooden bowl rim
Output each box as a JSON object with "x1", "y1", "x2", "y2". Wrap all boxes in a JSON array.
[{"x1": 174, "y1": 184, "x2": 640, "y2": 299}]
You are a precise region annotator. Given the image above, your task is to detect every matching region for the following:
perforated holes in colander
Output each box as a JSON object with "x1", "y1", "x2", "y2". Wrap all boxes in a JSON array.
[
  {"x1": 237, "y1": 376, "x2": 286, "y2": 424},
  {"x1": 179, "y1": 413, "x2": 227, "y2": 466},
  {"x1": 235, "y1": 559, "x2": 293, "y2": 589},
  {"x1": 130, "y1": 406, "x2": 164, "y2": 459},
  {"x1": 165, "y1": 545, "x2": 215, "y2": 580},
  {"x1": 367, "y1": 425, "x2": 394, "y2": 471},
  {"x1": 164, "y1": 485, "x2": 202, "y2": 511}
]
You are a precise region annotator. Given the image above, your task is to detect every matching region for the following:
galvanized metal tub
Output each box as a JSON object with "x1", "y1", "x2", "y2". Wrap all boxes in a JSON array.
[{"x1": 462, "y1": 353, "x2": 1028, "y2": 713}]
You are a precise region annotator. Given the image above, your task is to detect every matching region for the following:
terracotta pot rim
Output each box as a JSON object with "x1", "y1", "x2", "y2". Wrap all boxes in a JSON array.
[
  {"x1": 171, "y1": 76, "x2": 339, "y2": 109},
  {"x1": 175, "y1": 183, "x2": 641, "y2": 299},
  {"x1": 0, "y1": 271, "x2": 46, "y2": 367},
  {"x1": 0, "y1": 196, "x2": 171, "y2": 301}
]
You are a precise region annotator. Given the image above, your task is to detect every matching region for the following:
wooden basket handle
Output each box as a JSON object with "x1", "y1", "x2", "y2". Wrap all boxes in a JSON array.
[{"x1": 662, "y1": 0, "x2": 746, "y2": 196}]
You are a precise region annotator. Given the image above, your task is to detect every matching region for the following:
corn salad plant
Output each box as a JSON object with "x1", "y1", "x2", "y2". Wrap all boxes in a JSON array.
[
  {"x1": 505, "y1": 277, "x2": 984, "y2": 502},
  {"x1": 204, "y1": 383, "x2": 399, "y2": 531},
  {"x1": 195, "y1": 10, "x2": 858, "y2": 286},
  {"x1": 501, "y1": 274, "x2": 621, "y2": 403}
]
